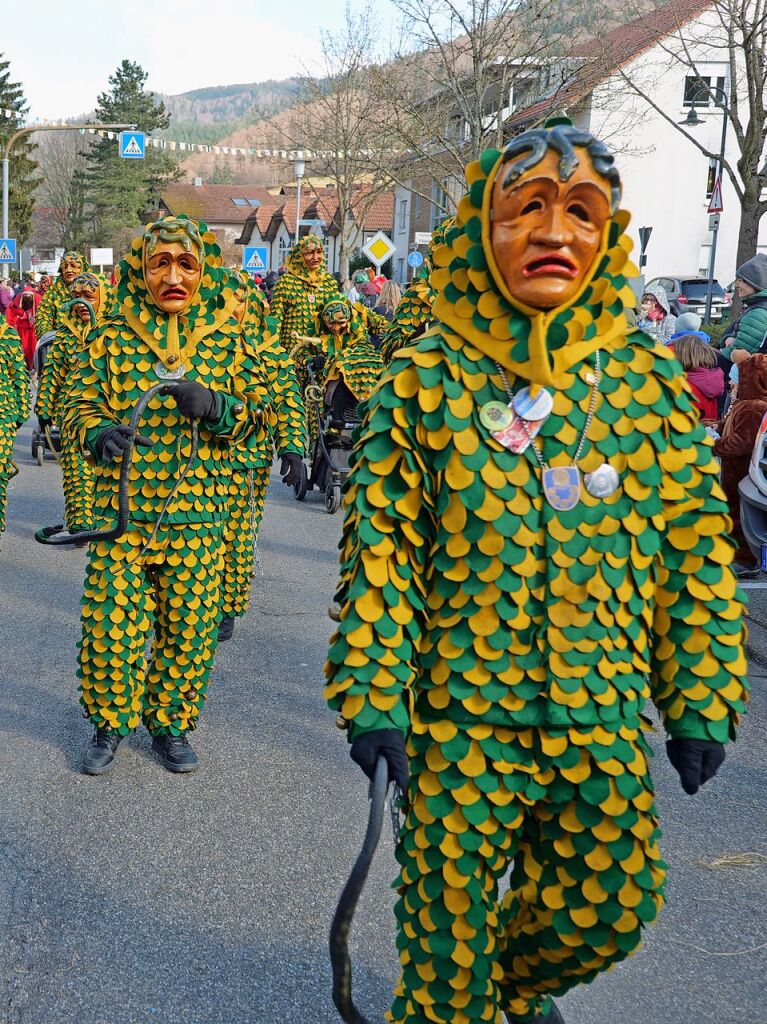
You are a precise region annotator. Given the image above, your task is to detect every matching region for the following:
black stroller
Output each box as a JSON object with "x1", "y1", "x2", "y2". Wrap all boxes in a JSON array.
[
  {"x1": 294, "y1": 359, "x2": 361, "y2": 514},
  {"x1": 31, "y1": 331, "x2": 62, "y2": 466}
]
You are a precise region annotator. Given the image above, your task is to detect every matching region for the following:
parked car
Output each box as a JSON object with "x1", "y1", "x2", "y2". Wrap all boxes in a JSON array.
[{"x1": 645, "y1": 276, "x2": 726, "y2": 321}]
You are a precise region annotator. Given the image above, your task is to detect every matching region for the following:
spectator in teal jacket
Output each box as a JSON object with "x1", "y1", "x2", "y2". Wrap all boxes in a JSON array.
[{"x1": 720, "y1": 254, "x2": 767, "y2": 360}]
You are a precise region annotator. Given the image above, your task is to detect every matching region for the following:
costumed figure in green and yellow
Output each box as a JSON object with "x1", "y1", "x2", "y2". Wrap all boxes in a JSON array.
[
  {"x1": 62, "y1": 216, "x2": 270, "y2": 776},
  {"x1": 292, "y1": 297, "x2": 384, "y2": 453},
  {"x1": 269, "y1": 234, "x2": 341, "y2": 350},
  {"x1": 380, "y1": 219, "x2": 453, "y2": 364},
  {"x1": 35, "y1": 250, "x2": 92, "y2": 339},
  {"x1": 0, "y1": 320, "x2": 29, "y2": 544},
  {"x1": 217, "y1": 273, "x2": 306, "y2": 642},
  {"x1": 35, "y1": 273, "x2": 113, "y2": 535},
  {"x1": 325, "y1": 122, "x2": 748, "y2": 1024}
]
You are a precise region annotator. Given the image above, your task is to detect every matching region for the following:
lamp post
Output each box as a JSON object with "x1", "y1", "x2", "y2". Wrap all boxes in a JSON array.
[
  {"x1": 293, "y1": 154, "x2": 310, "y2": 245},
  {"x1": 679, "y1": 87, "x2": 729, "y2": 323},
  {"x1": 2, "y1": 121, "x2": 135, "y2": 277}
]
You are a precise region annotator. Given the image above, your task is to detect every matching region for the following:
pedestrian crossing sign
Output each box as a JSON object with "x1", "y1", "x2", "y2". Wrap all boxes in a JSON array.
[
  {"x1": 119, "y1": 131, "x2": 145, "y2": 159},
  {"x1": 243, "y1": 245, "x2": 269, "y2": 273},
  {"x1": 0, "y1": 238, "x2": 17, "y2": 263}
]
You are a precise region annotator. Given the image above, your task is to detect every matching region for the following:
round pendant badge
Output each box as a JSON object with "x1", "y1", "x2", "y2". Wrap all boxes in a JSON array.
[
  {"x1": 479, "y1": 401, "x2": 513, "y2": 431},
  {"x1": 512, "y1": 386, "x2": 554, "y2": 421},
  {"x1": 307, "y1": 293, "x2": 316, "y2": 303},
  {"x1": 584, "y1": 463, "x2": 619, "y2": 498}
]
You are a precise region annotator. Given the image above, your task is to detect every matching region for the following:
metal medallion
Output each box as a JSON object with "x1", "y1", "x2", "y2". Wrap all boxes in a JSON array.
[
  {"x1": 542, "y1": 466, "x2": 581, "y2": 511},
  {"x1": 584, "y1": 463, "x2": 619, "y2": 498},
  {"x1": 479, "y1": 400, "x2": 513, "y2": 432},
  {"x1": 154, "y1": 360, "x2": 186, "y2": 380},
  {"x1": 512, "y1": 386, "x2": 554, "y2": 422}
]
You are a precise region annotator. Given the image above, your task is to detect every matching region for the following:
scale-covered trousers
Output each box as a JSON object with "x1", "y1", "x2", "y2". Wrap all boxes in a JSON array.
[
  {"x1": 60, "y1": 427, "x2": 94, "y2": 533},
  {"x1": 389, "y1": 719, "x2": 667, "y2": 1024},
  {"x1": 78, "y1": 521, "x2": 224, "y2": 736},
  {"x1": 0, "y1": 421, "x2": 16, "y2": 532},
  {"x1": 220, "y1": 467, "x2": 270, "y2": 618}
]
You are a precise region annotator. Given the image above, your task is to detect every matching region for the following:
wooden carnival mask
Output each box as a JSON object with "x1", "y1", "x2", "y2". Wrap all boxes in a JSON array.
[
  {"x1": 60, "y1": 252, "x2": 84, "y2": 285},
  {"x1": 143, "y1": 220, "x2": 204, "y2": 315}
]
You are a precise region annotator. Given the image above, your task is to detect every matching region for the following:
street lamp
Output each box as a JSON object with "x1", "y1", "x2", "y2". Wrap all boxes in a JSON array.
[
  {"x1": 293, "y1": 154, "x2": 310, "y2": 245},
  {"x1": 679, "y1": 88, "x2": 728, "y2": 323},
  {"x1": 1, "y1": 121, "x2": 136, "y2": 277}
]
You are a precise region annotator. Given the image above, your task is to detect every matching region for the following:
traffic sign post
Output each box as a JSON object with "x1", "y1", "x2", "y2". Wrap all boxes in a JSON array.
[
  {"x1": 637, "y1": 226, "x2": 652, "y2": 270},
  {"x1": 362, "y1": 231, "x2": 396, "y2": 273},
  {"x1": 0, "y1": 237, "x2": 17, "y2": 265},
  {"x1": 119, "y1": 131, "x2": 146, "y2": 159},
  {"x1": 414, "y1": 232, "x2": 432, "y2": 246},
  {"x1": 708, "y1": 176, "x2": 723, "y2": 214},
  {"x1": 704, "y1": 176, "x2": 724, "y2": 323},
  {"x1": 407, "y1": 250, "x2": 424, "y2": 279},
  {"x1": 243, "y1": 245, "x2": 269, "y2": 274}
]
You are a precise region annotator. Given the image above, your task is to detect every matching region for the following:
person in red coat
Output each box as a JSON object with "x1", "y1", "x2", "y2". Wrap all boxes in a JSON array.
[
  {"x1": 673, "y1": 334, "x2": 724, "y2": 420},
  {"x1": 6, "y1": 286, "x2": 41, "y2": 370},
  {"x1": 714, "y1": 351, "x2": 767, "y2": 576}
]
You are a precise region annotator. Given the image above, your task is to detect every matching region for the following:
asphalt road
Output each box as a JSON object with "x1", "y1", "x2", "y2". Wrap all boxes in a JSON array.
[{"x1": 1, "y1": 419, "x2": 765, "y2": 1024}]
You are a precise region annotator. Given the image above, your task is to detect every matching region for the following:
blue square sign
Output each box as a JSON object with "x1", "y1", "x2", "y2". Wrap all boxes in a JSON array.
[
  {"x1": 243, "y1": 245, "x2": 269, "y2": 274},
  {"x1": 119, "y1": 131, "x2": 145, "y2": 159},
  {"x1": 0, "y1": 238, "x2": 17, "y2": 264}
]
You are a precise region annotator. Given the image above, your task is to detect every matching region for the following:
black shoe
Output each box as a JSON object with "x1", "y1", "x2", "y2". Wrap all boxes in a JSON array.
[
  {"x1": 733, "y1": 560, "x2": 761, "y2": 579},
  {"x1": 83, "y1": 728, "x2": 123, "y2": 775},
  {"x1": 217, "y1": 615, "x2": 235, "y2": 642},
  {"x1": 506, "y1": 1003, "x2": 565, "y2": 1024},
  {"x1": 152, "y1": 733, "x2": 199, "y2": 773}
]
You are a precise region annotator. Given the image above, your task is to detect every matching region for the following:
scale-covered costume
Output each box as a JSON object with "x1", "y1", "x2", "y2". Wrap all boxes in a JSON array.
[
  {"x1": 63, "y1": 218, "x2": 269, "y2": 745},
  {"x1": 35, "y1": 276, "x2": 112, "y2": 533},
  {"x1": 220, "y1": 277, "x2": 306, "y2": 620},
  {"x1": 326, "y1": 128, "x2": 748, "y2": 1023},
  {"x1": 35, "y1": 251, "x2": 91, "y2": 339},
  {"x1": 269, "y1": 234, "x2": 341, "y2": 350},
  {"x1": 0, "y1": 322, "x2": 29, "y2": 536}
]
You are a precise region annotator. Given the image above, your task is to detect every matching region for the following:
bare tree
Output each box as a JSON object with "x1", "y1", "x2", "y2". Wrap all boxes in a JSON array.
[
  {"x1": 586, "y1": 0, "x2": 767, "y2": 267},
  {"x1": 35, "y1": 131, "x2": 91, "y2": 251}
]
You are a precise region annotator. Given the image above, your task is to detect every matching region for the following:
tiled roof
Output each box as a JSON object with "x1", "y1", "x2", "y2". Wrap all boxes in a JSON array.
[
  {"x1": 160, "y1": 183, "x2": 275, "y2": 224},
  {"x1": 509, "y1": 0, "x2": 713, "y2": 126}
]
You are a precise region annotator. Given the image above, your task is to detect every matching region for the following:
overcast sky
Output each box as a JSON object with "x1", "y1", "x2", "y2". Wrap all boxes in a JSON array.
[{"x1": 4, "y1": 0, "x2": 391, "y2": 120}]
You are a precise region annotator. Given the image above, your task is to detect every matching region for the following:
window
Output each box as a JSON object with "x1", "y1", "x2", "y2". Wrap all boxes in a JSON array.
[
  {"x1": 414, "y1": 194, "x2": 422, "y2": 219},
  {"x1": 683, "y1": 75, "x2": 726, "y2": 107},
  {"x1": 278, "y1": 233, "x2": 291, "y2": 265},
  {"x1": 706, "y1": 159, "x2": 717, "y2": 198},
  {"x1": 399, "y1": 198, "x2": 408, "y2": 231},
  {"x1": 232, "y1": 198, "x2": 248, "y2": 207},
  {"x1": 430, "y1": 180, "x2": 449, "y2": 231},
  {"x1": 247, "y1": 199, "x2": 261, "y2": 207},
  {"x1": 397, "y1": 258, "x2": 405, "y2": 282}
]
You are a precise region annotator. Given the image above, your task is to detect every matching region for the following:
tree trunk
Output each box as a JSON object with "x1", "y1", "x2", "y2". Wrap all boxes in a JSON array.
[{"x1": 735, "y1": 192, "x2": 764, "y2": 272}]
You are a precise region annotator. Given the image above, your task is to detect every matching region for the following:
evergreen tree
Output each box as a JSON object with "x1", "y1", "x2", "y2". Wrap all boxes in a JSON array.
[
  {"x1": 86, "y1": 60, "x2": 179, "y2": 245},
  {"x1": 0, "y1": 53, "x2": 38, "y2": 245}
]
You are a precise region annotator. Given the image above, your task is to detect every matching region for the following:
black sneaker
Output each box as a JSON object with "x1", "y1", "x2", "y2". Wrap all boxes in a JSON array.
[
  {"x1": 506, "y1": 1003, "x2": 565, "y2": 1024},
  {"x1": 152, "y1": 733, "x2": 199, "y2": 773},
  {"x1": 733, "y1": 560, "x2": 761, "y2": 580},
  {"x1": 83, "y1": 728, "x2": 123, "y2": 776},
  {"x1": 217, "y1": 616, "x2": 235, "y2": 642}
]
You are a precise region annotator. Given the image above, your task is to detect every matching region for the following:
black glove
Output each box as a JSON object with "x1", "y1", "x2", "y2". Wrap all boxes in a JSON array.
[
  {"x1": 350, "y1": 729, "x2": 409, "y2": 792},
  {"x1": 94, "y1": 424, "x2": 153, "y2": 464},
  {"x1": 309, "y1": 353, "x2": 326, "y2": 373},
  {"x1": 280, "y1": 453, "x2": 303, "y2": 487},
  {"x1": 166, "y1": 380, "x2": 220, "y2": 421},
  {"x1": 37, "y1": 416, "x2": 52, "y2": 431},
  {"x1": 666, "y1": 738, "x2": 726, "y2": 795}
]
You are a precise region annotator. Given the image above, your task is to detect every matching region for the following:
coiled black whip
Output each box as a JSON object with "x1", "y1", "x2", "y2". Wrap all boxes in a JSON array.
[
  {"x1": 35, "y1": 380, "x2": 198, "y2": 546},
  {"x1": 330, "y1": 756, "x2": 396, "y2": 1024}
]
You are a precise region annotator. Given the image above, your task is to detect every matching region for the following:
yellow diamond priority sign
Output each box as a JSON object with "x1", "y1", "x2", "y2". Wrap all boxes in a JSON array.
[{"x1": 362, "y1": 231, "x2": 396, "y2": 270}]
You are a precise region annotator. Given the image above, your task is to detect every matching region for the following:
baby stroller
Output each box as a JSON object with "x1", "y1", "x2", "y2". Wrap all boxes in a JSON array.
[
  {"x1": 294, "y1": 358, "x2": 361, "y2": 514},
  {"x1": 31, "y1": 331, "x2": 62, "y2": 466}
]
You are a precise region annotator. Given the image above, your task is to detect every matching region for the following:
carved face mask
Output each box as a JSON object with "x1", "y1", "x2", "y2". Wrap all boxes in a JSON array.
[
  {"x1": 302, "y1": 244, "x2": 324, "y2": 272},
  {"x1": 70, "y1": 275, "x2": 100, "y2": 322},
  {"x1": 144, "y1": 241, "x2": 202, "y2": 314},
  {"x1": 490, "y1": 148, "x2": 612, "y2": 311},
  {"x1": 60, "y1": 255, "x2": 84, "y2": 285}
]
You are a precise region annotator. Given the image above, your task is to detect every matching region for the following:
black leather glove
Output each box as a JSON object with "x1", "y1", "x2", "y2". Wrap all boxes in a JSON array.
[
  {"x1": 37, "y1": 416, "x2": 52, "y2": 431},
  {"x1": 309, "y1": 353, "x2": 326, "y2": 373},
  {"x1": 666, "y1": 738, "x2": 726, "y2": 795},
  {"x1": 280, "y1": 453, "x2": 303, "y2": 487},
  {"x1": 166, "y1": 380, "x2": 220, "y2": 421},
  {"x1": 94, "y1": 424, "x2": 153, "y2": 464},
  {"x1": 350, "y1": 729, "x2": 409, "y2": 792}
]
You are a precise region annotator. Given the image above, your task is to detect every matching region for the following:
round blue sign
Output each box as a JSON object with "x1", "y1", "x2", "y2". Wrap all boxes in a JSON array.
[{"x1": 407, "y1": 251, "x2": 425, "y2": 268}]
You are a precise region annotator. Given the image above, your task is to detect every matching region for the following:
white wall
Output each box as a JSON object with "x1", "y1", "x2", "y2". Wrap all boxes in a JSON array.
[{"x1": 590, "y1": 10, "x2": 766, "y2": 286}]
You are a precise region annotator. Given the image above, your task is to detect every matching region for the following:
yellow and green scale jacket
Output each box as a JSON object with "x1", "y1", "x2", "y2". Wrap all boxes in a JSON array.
[
  {"x1": 326, "y1": 151, "x2": 748, "y2": 749},
  {"x1": 232, "y1": 280, "x2": 306, "y2": 469},
  {"x1": 62, "y1": 234, "x2": 271, "y2": 528},
  {"x1": 353, "y1": 301, "x2": 390, "y2": 339},
  {"x1": 292, "y1": 320, "x2": 384, "y2": 404},
  {"x1": 0, "y1": 322, "x2": 28, "y2": 426},
  {"x1": 35, "y1": 252, "x2": 93, "y2": 339},
  {"x1": 380, "y1": 272, "x2": 433, "y2": 364},
  {"x1": 269, "y1": 235, "x2": 341, "y2": 350}
]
